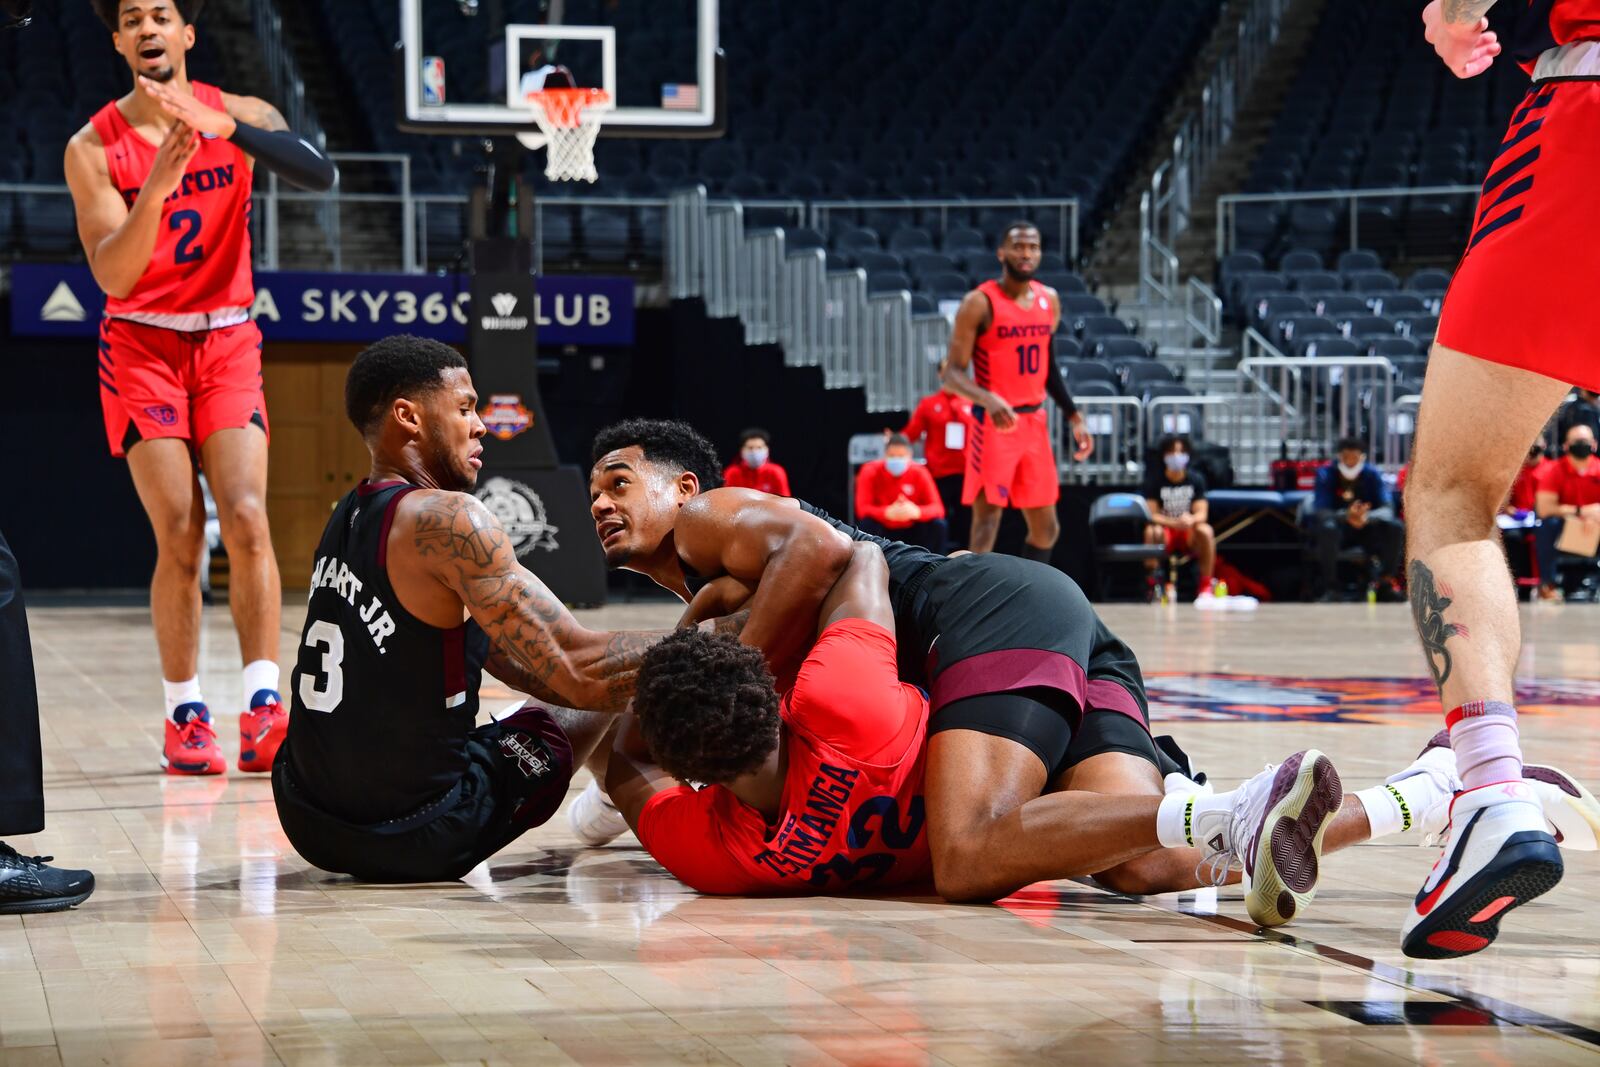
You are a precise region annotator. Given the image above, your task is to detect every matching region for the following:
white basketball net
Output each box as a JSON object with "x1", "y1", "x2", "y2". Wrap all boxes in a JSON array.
[{"x1": 525, "y1": 89, "x2": 608, "y2": 183}]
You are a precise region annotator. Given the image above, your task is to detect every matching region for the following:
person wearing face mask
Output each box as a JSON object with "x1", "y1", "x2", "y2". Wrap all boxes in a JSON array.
[
  {"x1": 854, "y1": 434, "x2": 948, "y2": 552},
  {"x1": 721, "y1": 428, "x2": 792, "y2": 497},
  {"x1": 1307, "y1": 437, "x2": 1406, "y2": 602},
  {"x1": 1142, "y1": 435, "x2": 1217, "y2": 600},
  {"x1": 1532, "y1": 423, "x2": 1600, "y2": 602}
]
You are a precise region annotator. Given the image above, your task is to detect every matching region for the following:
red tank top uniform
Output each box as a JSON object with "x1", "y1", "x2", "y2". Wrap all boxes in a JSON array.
[
  {"x1": 972, "y1": 279, "x2": 1055, "y2": 408},
  {"x1": 88, "y1": 81, "x2": 255, "y2": 316}
]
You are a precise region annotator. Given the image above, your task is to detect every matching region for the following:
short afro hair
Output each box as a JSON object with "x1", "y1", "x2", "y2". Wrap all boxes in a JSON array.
[
  {"x1": 591, "y1": 418, "x2": 723, "y2": 490},
  {"x1": 94, "y1": 0, "x2": 206, "y2": 31},
  {"x1": 344, "y1": 334, "x2": 468, "y2": 438},
  {"x1": 634, "y1": 629, "x2": 780, "y2": 785},
  {"x1": 1000, "y1": 219, "x2": 1041, "y2": 246}
]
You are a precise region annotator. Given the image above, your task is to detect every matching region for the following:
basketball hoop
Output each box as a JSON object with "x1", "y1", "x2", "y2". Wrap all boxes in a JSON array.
[{"x1": 522, "y1": 87, "x2": 610, "y2": 182}]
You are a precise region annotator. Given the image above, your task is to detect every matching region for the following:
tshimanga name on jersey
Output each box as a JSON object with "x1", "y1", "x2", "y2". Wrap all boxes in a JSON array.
[{"x1": 308, "y1": 555, "x2": 396, "y2": 652}]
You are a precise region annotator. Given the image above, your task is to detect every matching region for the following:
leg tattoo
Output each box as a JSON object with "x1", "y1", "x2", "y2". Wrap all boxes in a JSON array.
[{"x1": 1409, "y1": 559, "x2": 1462, "y2": 689}]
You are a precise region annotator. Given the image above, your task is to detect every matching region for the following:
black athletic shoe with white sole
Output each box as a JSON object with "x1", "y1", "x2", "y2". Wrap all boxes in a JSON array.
[{"x1": 0, "y1": 842, "x2": 95, "y2": 914}]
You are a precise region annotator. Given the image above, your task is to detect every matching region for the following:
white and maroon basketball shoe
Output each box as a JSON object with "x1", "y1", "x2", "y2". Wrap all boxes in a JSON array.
[
  {"x1": 1402, "y1": 781, "x2": 1564, "y2": 960},
  {"x1": 1193, "y1": 749, "x2": 1344, "y2": 928}
]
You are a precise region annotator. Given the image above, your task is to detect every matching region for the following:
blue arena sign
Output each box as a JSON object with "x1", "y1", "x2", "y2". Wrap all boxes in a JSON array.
[{"x1": 8, "y1": 264, "x2": 635, "y2": 346}]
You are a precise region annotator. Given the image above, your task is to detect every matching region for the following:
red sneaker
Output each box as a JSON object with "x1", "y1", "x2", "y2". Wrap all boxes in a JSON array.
[
  {"x1": 238, "y1": 695, "x2": 288, "y2": 773},
  {"x1": 162, "y1": 706, "x2": 226, "y2": 776}
]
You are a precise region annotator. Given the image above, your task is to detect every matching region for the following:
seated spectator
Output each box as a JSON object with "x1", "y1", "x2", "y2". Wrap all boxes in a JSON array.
[
  {"x1": 855, "y1": 433, "x2": 948, "y2": 552},
  {"x1": 1307, "y1": 437, "x2": 1405, "y2": 601},
  {"x1": 1533, "y1": 424, "x2": 1600, "y2": 602},
  {"x1": 1506, "y1": 444, "x2": 1548, "y2": 517},
  {"x1": 899, "y1": 363, "x2": 975, "y2": 548},
  {"x1": 721, "y1": 427, "x2": 791, "y2": 496},
  {"x1": 1558, "y1": 388, "x2": 1600, "y2": 446},
  {"x1": 1142, "y1": 434, "x2": 1217, "y2": 600}
]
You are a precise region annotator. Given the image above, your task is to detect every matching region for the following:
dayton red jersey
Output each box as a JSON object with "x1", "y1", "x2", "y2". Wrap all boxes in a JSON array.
[
  {"x1": 1513, "y1": 0, "x2": 1600, "y2": 71},
  {"x1": 89, "y1": 82, "x2": 255, "y2": 316},
  {"x1": 637, "y1": 619, "x2": 932, "y2": 895},
  {"x1": 972, "y1": 279, "x2": 1055, "y2": 409}
]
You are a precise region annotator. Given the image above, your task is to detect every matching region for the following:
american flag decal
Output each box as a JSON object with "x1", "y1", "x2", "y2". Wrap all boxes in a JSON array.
[{"x1": 662, "y1": 83, "x2": 700, "y2": 110}]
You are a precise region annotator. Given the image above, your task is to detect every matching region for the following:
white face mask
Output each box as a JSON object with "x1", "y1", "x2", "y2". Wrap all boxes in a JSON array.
[
  {"x1": 743, "y1": 447, "x2": 768, "y2": 469},
  {"x1": 884, "y1": 456, "x2": 911, "y2": 477},
  {"x1": 1337, "y1": 461, "x2": 1364, "y2": 480},
  {"x1": 1164, "y1": 452, "x2": 1190, "y2": 472}
]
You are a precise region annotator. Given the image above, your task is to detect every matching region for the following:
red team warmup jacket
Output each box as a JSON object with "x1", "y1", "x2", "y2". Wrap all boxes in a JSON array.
[
  {"x1": 722, "y1": 461, "x2": 791, "y2": 496},
  {"x1": 901, "y1": 391, "x2": 975, "y2": 480},
  {"x1": 855, "y1": 459, "x2": 945, "y2": 529}
]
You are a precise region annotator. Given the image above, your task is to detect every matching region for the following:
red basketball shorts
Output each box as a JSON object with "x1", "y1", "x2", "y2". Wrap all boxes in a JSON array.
[
  {"x1": 98, "y1": 317, "x2": 270, "y2": 458},
  {"x1": 962, "y1": 407, "x2": 1060, "y2": 509},
  {"x1": 1436, "y1": 79, "x2": 1600, "y2": 391},
  {"x1": 1162, "y1": 526, "x2": 1193, "y2": 554}
]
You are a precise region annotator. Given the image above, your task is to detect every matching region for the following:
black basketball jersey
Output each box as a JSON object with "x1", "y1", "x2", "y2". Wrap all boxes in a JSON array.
[{"x1": 285, "y1": 480, "x2": 490, "y2": 825}]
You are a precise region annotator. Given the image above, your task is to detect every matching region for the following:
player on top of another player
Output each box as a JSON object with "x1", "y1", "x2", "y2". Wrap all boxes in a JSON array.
[
  {"x1": 942, "y1": 221, "x2": 1093, "y2": 561},
  {"x1": 585, "y1": 421, "x2": 1600, "y2": 911},
  {"x1": 65, "y1": 0, "x2": 335, "y2": 778},
  {"x1": 1393, "y1": 0, "x2": 1600, "y2": 958}
]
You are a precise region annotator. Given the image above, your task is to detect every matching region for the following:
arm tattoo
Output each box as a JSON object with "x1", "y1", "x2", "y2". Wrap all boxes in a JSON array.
[
  {"x1": 1409, "y1": 560, "x2": 1463, "y2": 689},
  {"x1": 1443, "y1": 0, "x2": 1499, "y2": 23},
  {"x1": 238, "y1": 97, "x2": 290, "y2": 131},
  {"x1": 415, "y1": 493, "x2": 668, "y2": 711},
  {"x1": 708, "y1": 609, "x2": 752, "y2": 638}
]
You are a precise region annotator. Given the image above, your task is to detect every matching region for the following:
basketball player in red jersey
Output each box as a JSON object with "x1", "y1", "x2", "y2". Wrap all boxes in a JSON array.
[
  {"x1": 64, "y1": 1, "x2": 335, "y2": 777},
  {"x1": 943, "y1": 222, "x2": 1093, "y2": 560},
  {"x1": 1395, "y1": 0, "x2": 1600, "y2": 958}
]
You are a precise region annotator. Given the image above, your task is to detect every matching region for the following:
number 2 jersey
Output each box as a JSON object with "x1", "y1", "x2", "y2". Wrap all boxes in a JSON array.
[
  {"x1": 285, "y1": 481, "x2": 491, "y2": 825},
  {"x1": 638, "y1": 618, "x2": 933, "y2": 895},
  {"x1": 88, "y1": 81, "x2": 255, "y2": 318}
]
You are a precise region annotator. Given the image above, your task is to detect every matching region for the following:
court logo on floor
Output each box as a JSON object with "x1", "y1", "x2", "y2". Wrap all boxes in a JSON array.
[{"x1": 1145, "y1": 673, "x2": 1600, "y2": 724}]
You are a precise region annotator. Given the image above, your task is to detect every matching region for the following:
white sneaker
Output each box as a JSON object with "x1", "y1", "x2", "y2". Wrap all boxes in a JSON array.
[
  {"x1": 1191, "y1": 749, "x2": 1343, "y2": 928},
  {"x1": 568, "y1": 779, "x2": 629, "y2": 846},
  {"x1": 1405, "y1": 730, "x2": 1600, "y2": 851},
  {"x1": 1402, "y1": 782, "x2": 1563, "y2": 960}
]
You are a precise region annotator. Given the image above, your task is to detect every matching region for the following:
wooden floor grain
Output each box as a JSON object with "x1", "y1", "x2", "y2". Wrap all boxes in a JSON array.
[{"x1": 6, "y1": 600, "x2": 1599, "y2": 1066}]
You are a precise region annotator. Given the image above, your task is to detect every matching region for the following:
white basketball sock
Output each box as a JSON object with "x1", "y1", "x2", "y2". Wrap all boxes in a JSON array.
[{"x1": 163, "y1": 676, "x2": 204, "y2": 721}]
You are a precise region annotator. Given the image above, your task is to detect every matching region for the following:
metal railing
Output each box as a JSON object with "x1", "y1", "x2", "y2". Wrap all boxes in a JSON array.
[
  {"x1": 810, "y1": 199, "x2": 1080, "y2": 265},
  {"x1": 672, "y1": 184, "x2": 954, "y2": 415},
  {"x1": 1138, "y1": 0, "x2": 1285, "y2": 351},
  {"x1": 1061, "y1": 397, "x2": 1145, "y2": 485},
  {"x1": 1215, "y1": 184, "x2": 1482, "y2": 261},
  {"x1": 1238, "y1": 327, "x2": 1398, "y2": 471}
]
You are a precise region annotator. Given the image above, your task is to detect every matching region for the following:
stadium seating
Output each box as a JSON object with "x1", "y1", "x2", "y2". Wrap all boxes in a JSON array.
[{"x1": 1232, "y1": 0, "x2": 1531, "y2": 262}]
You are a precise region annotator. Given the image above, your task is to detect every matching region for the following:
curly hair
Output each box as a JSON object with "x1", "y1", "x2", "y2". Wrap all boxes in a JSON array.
[
  {"x1": 591, "y1": 418, "x2": 724, "y2": 490},
  {"x1": 94, "y1": 0, "x2": 206, "y2": 31},
  {"x1": 634, "y1": 629, "x2": 780, "y2": 785},
  {"x1": 344, "y1": 334, "x2": 467, "y2": 438}
]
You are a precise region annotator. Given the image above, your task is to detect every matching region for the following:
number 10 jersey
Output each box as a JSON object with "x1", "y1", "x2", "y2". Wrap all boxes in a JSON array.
[{"x1": 285, "y1": 480, "x2": 490, "y2": 825}]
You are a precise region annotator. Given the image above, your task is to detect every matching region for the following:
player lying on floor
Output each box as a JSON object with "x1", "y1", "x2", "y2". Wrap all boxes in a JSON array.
[{"x1": 582, "y1": 419, "x2": 1600, "y2": 923}]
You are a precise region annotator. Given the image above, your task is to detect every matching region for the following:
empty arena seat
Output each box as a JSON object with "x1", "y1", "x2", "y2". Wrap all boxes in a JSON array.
[
  {"x1": 1076, "y1": 314, "x2": 1131, "y2": 340},
  {"x1": 1336, "y1": 248, "x2": 1384, "y2": 273},
  {"x1": 1345, "y1": 269, "x2": 1401, "y2": 293},
  {"x1": 1314, "y1": 294, "x2": 1372, "y2": 320},
  {"x1": 1299, "y1": 336, "x2": 1361, "y2": 360},
  {"x1": 1371, "y1": 291, "x2": 1428, "y2": 316},
  {"x1": 1053, "y1": 336, "x2": 1084, "y2": 361},
  {"x1": 855, "y1": 250, "x2": 906, "y2": 274},
  {"x1": 1064, "y1": 360, "x2": 1119, "y2": 391},
  {"x1": 1094, "y1": 337, "x2": 1153, "y2": 363},
  {"x1": 887, "y1": 226, "x2": 935, "y2": 253},
  {"x1": 1063, "y1": 293, "x2": 1109, "y2": 318},
  {"x1": 1279, "y1": 249, "x2": 1325, "y2": 273},
  {"x1": 867, "y1": 270, "x2": 914, "y2": 294}
]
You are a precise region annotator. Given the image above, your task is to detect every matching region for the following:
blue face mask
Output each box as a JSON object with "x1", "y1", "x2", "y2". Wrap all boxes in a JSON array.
[
  {"x1": 1164, "y1": 452, "x2": 1189, "y2": 473},
  {"x1": 742, "y1": 447, "x2": 768, "y2": 469},
  {"x1": 884, "y1": 456, "x2": 911, "y2": 477}
]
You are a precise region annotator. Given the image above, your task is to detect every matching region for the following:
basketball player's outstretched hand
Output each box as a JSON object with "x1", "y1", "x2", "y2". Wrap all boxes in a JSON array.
[
  {"x1": 139, "y1": 75, "x2": 238, "y2": 139},
  {"x1": 144, "y1": 120, "x2": 201, "y2": 201},
  {"x1": 1421, "y1": 1, "x2": 1500, "y2": 79}
]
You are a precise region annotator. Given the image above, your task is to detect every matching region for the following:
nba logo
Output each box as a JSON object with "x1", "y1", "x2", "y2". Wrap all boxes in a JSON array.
[{"x1": 421, "y1": 57, "x2": 446, "y2": 106}]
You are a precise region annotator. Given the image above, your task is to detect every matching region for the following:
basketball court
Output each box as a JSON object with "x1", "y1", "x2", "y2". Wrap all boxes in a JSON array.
[
  {"x1": 4, "y1": 601, "x2": 1597, "y2": 1064},
  {"x1": 4, "y1": 0, "x2": 1600, "y2": 1063}
]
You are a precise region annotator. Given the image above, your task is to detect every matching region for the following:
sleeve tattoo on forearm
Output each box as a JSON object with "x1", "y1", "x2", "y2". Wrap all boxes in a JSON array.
[
  {"x1": 1409, "y1": 559, "x2": 1464, "y2": 689},
  {"x1": 414, "y1": 495, "x2": 663, "y2": 710}
]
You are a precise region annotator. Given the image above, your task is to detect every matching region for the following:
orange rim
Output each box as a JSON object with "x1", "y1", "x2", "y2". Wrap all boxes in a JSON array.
[{"x1": 525, "y1": 87, "x2": 610, "y2": 128}]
